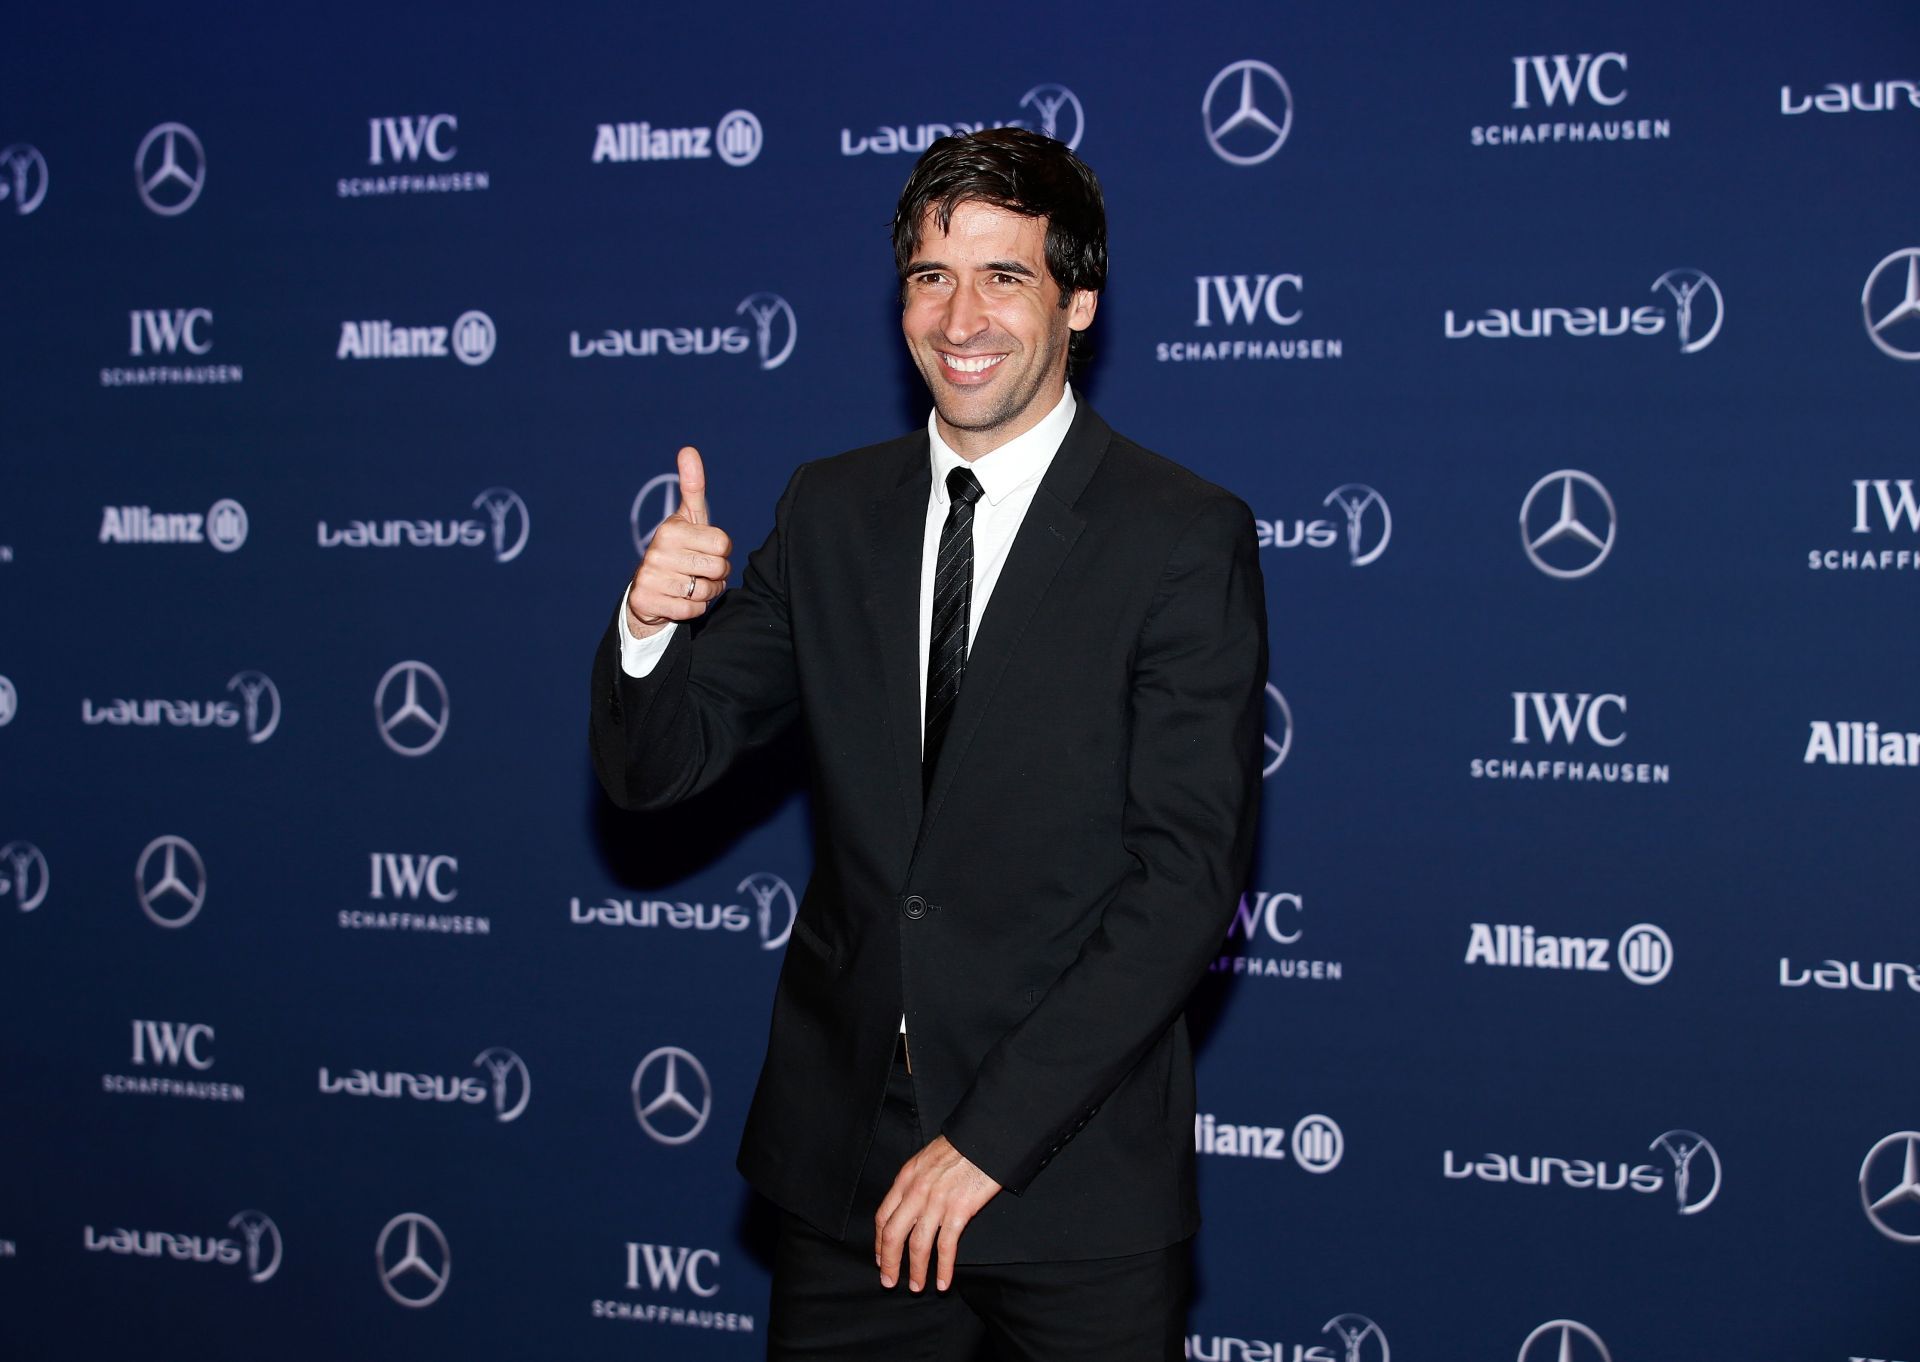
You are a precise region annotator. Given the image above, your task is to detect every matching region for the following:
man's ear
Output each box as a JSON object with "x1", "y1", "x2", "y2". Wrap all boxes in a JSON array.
[{"x1": 1067, "y1": 289, "x2": 1099, "y2": 332}]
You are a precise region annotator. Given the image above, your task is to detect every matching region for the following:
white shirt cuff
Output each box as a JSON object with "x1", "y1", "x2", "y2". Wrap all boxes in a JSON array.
[{"x1": 616, "y1": 588, "x2": 676, "y2": 678}]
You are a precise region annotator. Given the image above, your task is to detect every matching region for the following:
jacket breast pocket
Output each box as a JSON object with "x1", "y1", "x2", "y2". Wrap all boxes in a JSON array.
[{"x1": 789, "y1": 915, "x2": 840, "y2": 971}]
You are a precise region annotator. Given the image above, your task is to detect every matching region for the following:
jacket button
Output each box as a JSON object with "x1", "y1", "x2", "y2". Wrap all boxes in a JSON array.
[{"x1": 902, "y1": 895, "x2": 927, "y2": 920}]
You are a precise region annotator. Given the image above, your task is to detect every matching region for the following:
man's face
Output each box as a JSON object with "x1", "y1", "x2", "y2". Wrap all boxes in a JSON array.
[{"x1": 900, "y1": 200, "x2": 1097, "y2": 459}]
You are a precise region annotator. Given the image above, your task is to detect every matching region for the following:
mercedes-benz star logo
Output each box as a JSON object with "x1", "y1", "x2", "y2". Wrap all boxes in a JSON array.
[
  {"x1": 0, "y1": 841, "x2": 50, "y2": 913},
  {"x1": 736, "y1": 292, "x2": 797, "y2": 371},
  {"x1": 1860, "y1": 1130, "x2": 1920, "y2": 1243},
  {"x1": 630, "y1": 470, "x2": 682, "y2": 555},
  {"x1": 632, "y1": 1045, "x2": 713, "y2": 1145},
  {"x1": 1651, "y1": 268, "x2": 1723, "y2": 354},
  {"x1": 135, "y1": 122, "x2": 205, "y2": 216},
  {"x1": 1323, "y1": 484, "x2": 1391, "y2": 566},
  {"x1": 226, "y1": 670, "x2": 281, "y2": 744},
  {"x1": 1, "y1": 144, "x2": 49, "y2": 216},
  {"x1": 228, "y1": 1210, "x2": 282, "y2": 1284},
  {"x1": 1018, "y1": 83, "x2": 1085, "y2": 150},
  {"x1": 1518, "y1": 1320, "x2": 1611, "y2": 1362},
  {"x1": 1650, "y1": 1129, "x2": 1721, "y2": 1215},
  {"x1": 135, "y1": 834, "x2": 206, "y2": 928},
  {"x1": 1262, "y1": 683, "x2": 1292, "y2": 778},
  {"x1": 471, "y1": 486, "x2": 530, "y2": 563},
  {"x1": 472, "y1": 1046, "x2": 532, "y2": 1123},
  {"x1": 1863, "y1": 248, "x2": 1920, "y2": 361},
  {"x1": 0, "y1": 674, "x2": 15, "y2": 726},
  {"x1": 739, "y1": 871, "x2": 798, "y2": 951},
  {"x1": 374, "y1": 661, "x2": 450, "y2": 757},
  {"x1": 1322, "y1": 1313, "x2": 1389, "y2": 1362},
  {"x1": 1521, "y1": 470, "x2": 1616, "y2": 579},
  {"x1": 376, "y1": 1212, "x2": 450, "y2": 1307},
  {"x1": 1203, "y1": 59, "x2": 1293, "y2": 166}
]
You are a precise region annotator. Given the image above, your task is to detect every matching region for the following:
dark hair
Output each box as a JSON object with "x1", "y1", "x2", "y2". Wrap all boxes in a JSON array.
[{"x1": 892, "y1": 127, "x2": 1108, "y2": 372}]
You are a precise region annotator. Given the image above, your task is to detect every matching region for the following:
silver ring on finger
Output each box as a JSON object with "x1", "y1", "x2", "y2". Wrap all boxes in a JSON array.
[{"x1": 684, "y1": 576, "x2": 697, "y2": 599}]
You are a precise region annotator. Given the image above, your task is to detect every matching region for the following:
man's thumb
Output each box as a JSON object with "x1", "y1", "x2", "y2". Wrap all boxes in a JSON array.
[{"x1": 677, "y1": 445, "x2": 710, "y2": 525}]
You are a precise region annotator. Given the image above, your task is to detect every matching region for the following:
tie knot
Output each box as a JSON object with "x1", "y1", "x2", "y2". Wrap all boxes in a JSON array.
[{"x1": 946, "y1": 466, "x2": 985, "y2": 507}]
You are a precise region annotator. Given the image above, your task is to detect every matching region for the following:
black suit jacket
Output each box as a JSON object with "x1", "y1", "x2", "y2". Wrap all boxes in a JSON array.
[{"x1": 590, "y1": 403, "x2": 1266, "y2": 1262}]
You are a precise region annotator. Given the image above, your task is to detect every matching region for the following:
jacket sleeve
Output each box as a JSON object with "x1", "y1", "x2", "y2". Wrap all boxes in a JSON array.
[
  {"x1": 588, "y1": 463, "x2": 809, "y2": 811},
  {"x1": 940, "y1": 492, "x2": 1267, "y2": 1193}
]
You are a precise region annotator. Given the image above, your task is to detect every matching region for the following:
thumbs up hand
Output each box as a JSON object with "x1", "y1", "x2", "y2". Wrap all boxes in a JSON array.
[{"x1": 626, "y1": 446, "x2": 734, "y2": 640}]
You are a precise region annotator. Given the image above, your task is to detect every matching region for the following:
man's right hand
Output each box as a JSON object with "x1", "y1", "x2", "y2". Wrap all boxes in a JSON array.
[{"x1": 626, "y1": 445, "x2": 734, "y2": 640}]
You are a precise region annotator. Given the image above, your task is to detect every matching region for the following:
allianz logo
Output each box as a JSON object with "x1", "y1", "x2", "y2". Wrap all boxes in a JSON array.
[
  {"x1": 337, "y1": 311, "x2": 494, "y2": 365},
  {"x1": 1465, "y1": 921, "x2": 1671, "y2": 984},
  {"x1": 100, "y1": 499, "x2": 246, "y2": 551},
  {"x1": 1195, "y1": 1112, "x2": 1342, "y2": 1171},
  {"x1": 1781, "y1": 80, "x2": 1920, "y2": 115},
  {"x1": 626, "y1": 1242, "x2": 720, "y2": 1297},
  {"x1": 1780, "y1": 958, "x2": 1920, "y2": 992},
  {"x1": 1805, "y1": 720, "x2": 1920, "y2": 767}
]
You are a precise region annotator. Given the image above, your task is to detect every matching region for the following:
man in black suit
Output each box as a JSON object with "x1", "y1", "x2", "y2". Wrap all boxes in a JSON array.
[{"x1": 590, "y1": 128, "x2": 1266, "y2": 1360}]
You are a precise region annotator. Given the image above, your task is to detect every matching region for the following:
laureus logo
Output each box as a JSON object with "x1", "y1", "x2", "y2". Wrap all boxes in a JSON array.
[
  {"x1": 472, "y1": 1046, "x2": 531, "y2": 1122},
  {"x1": 735, "y1": 292, "x2": 797, "y2": 371},
  {"x1": 738, "y1": 872, "x2": 797, "y2": 950}
]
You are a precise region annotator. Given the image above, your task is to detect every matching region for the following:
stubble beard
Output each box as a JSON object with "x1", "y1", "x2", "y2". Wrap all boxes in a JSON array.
[{"x1": 920, "y1": 321, "x2": 1070, "y2": 441}]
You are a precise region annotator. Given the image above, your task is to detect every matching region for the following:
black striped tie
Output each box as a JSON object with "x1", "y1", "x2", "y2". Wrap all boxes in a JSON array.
[{"x1": 925, "y1": 466, "x2": 984, "y2": 793}]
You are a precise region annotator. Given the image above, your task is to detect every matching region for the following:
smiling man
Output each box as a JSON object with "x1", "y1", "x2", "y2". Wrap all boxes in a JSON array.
[{"x1": 590, "y1": 128, "x2": 1267, "y2": 1360}]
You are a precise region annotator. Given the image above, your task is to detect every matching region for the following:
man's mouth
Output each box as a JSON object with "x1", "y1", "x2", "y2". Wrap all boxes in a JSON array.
[{"x1": 939, "y1": 352, "x2": 1006, "y2": 375}]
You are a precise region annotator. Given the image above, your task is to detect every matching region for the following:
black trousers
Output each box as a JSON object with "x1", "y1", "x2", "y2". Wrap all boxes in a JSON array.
[{"x1": 766, "y1": 1040, "x2": 1189, "y2": 1361}]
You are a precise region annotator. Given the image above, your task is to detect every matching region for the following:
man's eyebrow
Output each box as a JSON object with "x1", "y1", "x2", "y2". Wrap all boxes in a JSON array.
[{"x1": 902, "y1": 259, "x2": 1040, "y2": 278}]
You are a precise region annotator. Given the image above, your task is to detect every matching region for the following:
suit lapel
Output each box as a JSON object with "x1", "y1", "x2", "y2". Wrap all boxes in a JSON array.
[
  {"x1": 861, "y1": 439, "x2": 932, "y2": 853},
  {"x1": 915, "y1": 406, "x2": 1112, "y2": 847}
]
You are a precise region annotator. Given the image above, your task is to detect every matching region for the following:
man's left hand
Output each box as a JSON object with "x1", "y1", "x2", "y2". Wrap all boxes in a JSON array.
[{"x1": 874, "y1": 1135, "x2": 1002, "y2": 1292}]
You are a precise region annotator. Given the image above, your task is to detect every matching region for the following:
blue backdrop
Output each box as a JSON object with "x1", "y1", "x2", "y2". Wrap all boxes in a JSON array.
[{"x1": 3, "y1": 4, "x2": 1917, "y2": 1359}]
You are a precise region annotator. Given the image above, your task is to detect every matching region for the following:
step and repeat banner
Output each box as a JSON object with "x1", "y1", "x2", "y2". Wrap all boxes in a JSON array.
[{"x1": 2, "y1": 4, "x2": 1916, "y2": 1359}]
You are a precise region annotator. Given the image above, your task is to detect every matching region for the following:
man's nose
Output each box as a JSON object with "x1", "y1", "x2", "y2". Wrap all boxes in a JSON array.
[{"x1": 942, "y1": 284, "x2": 988, "y2": 344}]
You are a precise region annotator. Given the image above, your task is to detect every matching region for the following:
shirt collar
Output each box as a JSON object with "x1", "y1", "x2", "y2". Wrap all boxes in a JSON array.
[{"x1": 927, "y1": 385, "x2": 1077, "y2": 508}]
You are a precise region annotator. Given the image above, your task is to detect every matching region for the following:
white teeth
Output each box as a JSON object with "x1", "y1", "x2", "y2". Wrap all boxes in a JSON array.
[{"x1": 941, "y1": 353, "x2": 1004, "y2": 374}]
